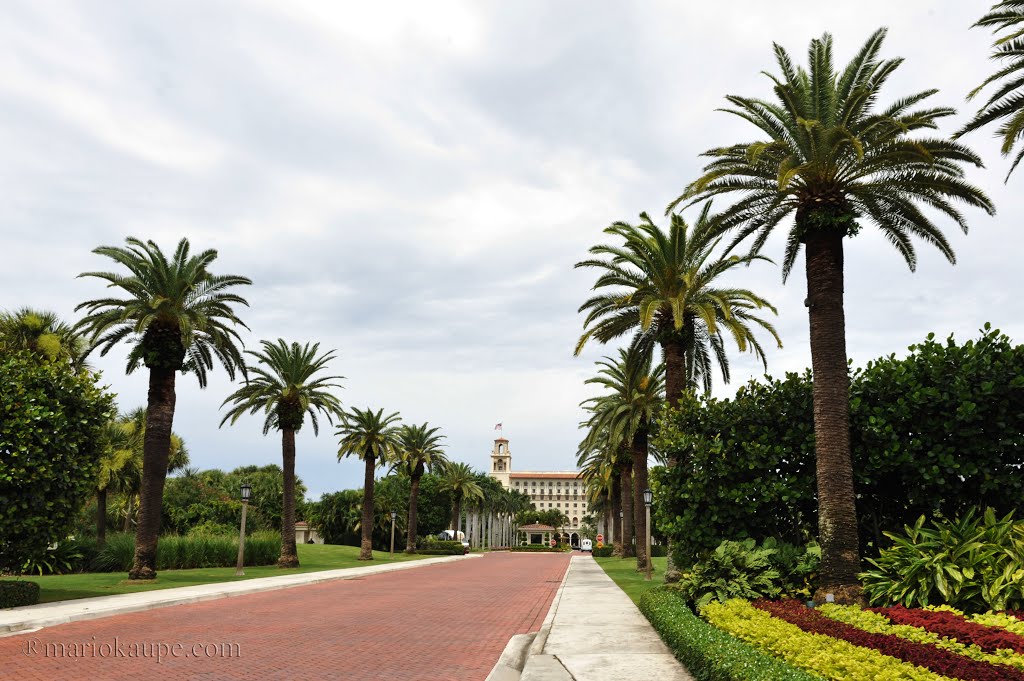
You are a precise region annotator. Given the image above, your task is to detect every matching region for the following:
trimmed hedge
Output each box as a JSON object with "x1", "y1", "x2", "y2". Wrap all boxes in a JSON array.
[
  {"x1": 638, "y1": 588, "x2": 816, "y2": 681},
  {"x1": 509, "y1": 546, "x2": 567, "y2": 553},
  {"x1": 0, "y1": 580, "x2": 40, "y2": 608},
  {"x1": 592, "y1": 546, "x2": 615, "y2": 557},
  {"x1": 416, "y1": 540, "x2": 464, "y2": 555}
]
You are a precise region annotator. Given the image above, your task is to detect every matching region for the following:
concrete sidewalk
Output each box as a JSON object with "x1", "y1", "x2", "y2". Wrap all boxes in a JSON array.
[
  {"x1": 0, "y1": 553, "x2": 480, "y2": 636},
  {"x1": 518, "y1": 555, "x2": 691, "y2": 681}
]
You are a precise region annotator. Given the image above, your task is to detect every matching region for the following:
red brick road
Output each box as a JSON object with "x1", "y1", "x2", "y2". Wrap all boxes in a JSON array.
[{"x1": 0, "y1": 553, "x2": 570, "y2": 681}]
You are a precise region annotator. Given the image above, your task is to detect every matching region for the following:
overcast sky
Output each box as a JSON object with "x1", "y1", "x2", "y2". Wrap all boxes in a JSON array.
[{"x1": 2, "y1": 2, "x2": 1020, "y2": 500}]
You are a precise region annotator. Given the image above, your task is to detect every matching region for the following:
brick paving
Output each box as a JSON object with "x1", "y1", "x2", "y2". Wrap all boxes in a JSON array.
[{"x1": 0, "y1": 553, "x2": 570, "y2": 681}]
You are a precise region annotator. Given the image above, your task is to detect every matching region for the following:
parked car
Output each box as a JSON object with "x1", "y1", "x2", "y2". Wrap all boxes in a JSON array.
[{"x1": 580, "y1": 538, "x2": 593, "y2": 552}]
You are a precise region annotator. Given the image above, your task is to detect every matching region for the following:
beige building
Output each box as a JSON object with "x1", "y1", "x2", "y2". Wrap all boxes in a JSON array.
[{"x1": 488, "y1": 437, "x2": 592, "y2": 546}]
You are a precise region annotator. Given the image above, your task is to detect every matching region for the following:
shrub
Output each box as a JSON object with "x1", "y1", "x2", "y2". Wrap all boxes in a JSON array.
[
  {"x1": 0, "y1": 351, "x2": 115, "y2": 573},
  {"x1": 671, "y1": 538, "x2": 819, "y2": 608},
  {"x1": 871, "y1": 605, "x2": 1024, "y2": 656},
  {"x1": 187, "y1": 521, "x2": 240, "y2": 537},
  {"x1": 508, "y1": 545, "x2": 568, "y2": 553},
  {"x1": 650, "y1": 544, "x2": 668, "y2": 558},
  {"x1": 0, "y1": 581, "x2": 40, "y2": 608},
  {"x1": 861, "y1": 508, "x2": 1024, "y2": 613},
  {"x1": 416, "y1": 538, "x2": 464, "y2": 555},
  {"x1": 639, "y1": 588, "x2": 816, "y2": 681},
  {"x1": 87, "y1": 532, "x2": 279, "y2": 571},
  {"x1": 593, "y1": 546, "x2": 615, "y2": 557},
  {"x1": 20, "y1": 538, "x2": 87, "y2": 575}
]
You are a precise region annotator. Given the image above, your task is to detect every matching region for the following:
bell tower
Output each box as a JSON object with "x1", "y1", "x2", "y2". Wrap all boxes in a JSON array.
[{"x1": 490, "y1": 437, "x2": 511, "y2": 488}]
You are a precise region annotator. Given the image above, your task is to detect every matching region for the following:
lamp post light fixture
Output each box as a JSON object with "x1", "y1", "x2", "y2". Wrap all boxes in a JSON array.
[
  {"x1": 235, "y1": 483, "x2": 252, "y2": 576},
  {"x1": 643, "y1": 487, "x2": 653, "y2": 582},
  {"x1": 389, "y1": 510, "x2": 398, "y2": 559}
]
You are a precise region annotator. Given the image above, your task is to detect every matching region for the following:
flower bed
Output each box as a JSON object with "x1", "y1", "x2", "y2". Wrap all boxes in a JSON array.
[{"x1": 695, "y1": 597, "x2": 1024, "y2": 681}]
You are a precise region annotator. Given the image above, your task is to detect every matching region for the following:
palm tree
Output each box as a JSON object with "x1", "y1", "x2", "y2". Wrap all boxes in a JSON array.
[
  {"x1": 74, "y1": 237, "x2": 249, "y2": 579},
  {"x1": 220, "y1": 339, "x2": 344, "y2": 567},
  {"x1": 336, "y1": 407, "x2": 402, "y2": 560},
  {"x1": 0, "y1": 307, "x2": 88, "y2": 368},
  {"x1": 673, "y1": 30, "x2": 994, "y2": 601},
  {"x1": 959, "y1": 2, "x2": 1024, "y2": 179},
  {"x1": 393, "y1": 423, "x2": 448, "y2": 552},
  {"x1": 113, "y1": 408, "x2": 190, "y2": 533},
  {"x1": 95, "y1": 416, "x2": 143, "y2": 546},
  {"x1": 583, "y1": 347, "x2": 665, "y2": 571},
  {"x1": 575, "y1": 206, "x2": 780, "y2": 406},
  {"x1": 578, "y1": 437, "x2": 626, "y2": 556},
  {"x1": 442, "y1": 462, "x2": 483, "y2": 540}
]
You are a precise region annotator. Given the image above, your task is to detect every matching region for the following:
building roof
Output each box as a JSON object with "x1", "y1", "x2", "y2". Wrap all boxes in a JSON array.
[
  {"x1": 295, "y1": 521, "x2": 309, "y2": 527},
  {"x1": 517, "y1": 523, "x2": 557, "y2": 531},
  {"x1": 510, "y1": 472, "x2": 582, "y2": 480}
]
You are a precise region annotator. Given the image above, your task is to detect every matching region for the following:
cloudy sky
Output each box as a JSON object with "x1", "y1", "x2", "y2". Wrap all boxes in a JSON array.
[{"x1": 2, "y1": 1, "x2": 1020, "y2": 499}]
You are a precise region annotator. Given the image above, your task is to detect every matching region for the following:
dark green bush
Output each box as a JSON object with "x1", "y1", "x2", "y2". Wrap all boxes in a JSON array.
[
  {"x1": 20, "y1": 537, "x2": 92, "y2": 575},
  {"x1": 592, "y1": 546, "x2": 615, "y2": 557},
  {"x1": 416, "y1": 539, "x2": 464, "y2": 555},
  {"x1": 650, "y1": 544, "x2": 668, "y2": 558},
  {"x1": 509, "y1": 545, "x2": 567, "y2": 553},
  {"x1": 0, "y1": 581, "x2": 41, "y2": 608},
  {"x1": 639, "y1": 587, "x2": 817, "y2": 681}
]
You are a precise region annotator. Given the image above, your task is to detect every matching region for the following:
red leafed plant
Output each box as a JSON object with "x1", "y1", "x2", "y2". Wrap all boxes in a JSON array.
[
  {"x1": 754, "y1": 600, "x2": 1024, "y2": 681},
  {"x1": 872, "y1": 606, "x2": 1024, "y2": 654}
]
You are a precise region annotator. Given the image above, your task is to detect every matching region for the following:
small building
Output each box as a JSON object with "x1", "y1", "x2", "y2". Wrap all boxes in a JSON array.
[
  {"x1": 295, "y1": 521, "x2": 323, "y2": 545},
  {"x1": 517, "y1": 523, "x2": 557, "y2": 546}
]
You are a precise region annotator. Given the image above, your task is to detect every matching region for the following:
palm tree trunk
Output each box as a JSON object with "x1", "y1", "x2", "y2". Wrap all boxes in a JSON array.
[
  {"x1": 278, "y1": 428, "x2": 300, "y2": 568},
  {"x1": 620, "y1": 458, "x2": 634, "y2": 558},
  {"x1": 612, "y1": 476, "x2": 623, "y2": 556},
  {"x1": 128, "y1": 367, "x2": 176, "y2": 580},
  {"x1": 805, "y1": 232, "x2": 862, "y2": 603},
  {"x1": 451, "y1": 499, "x2": 462, "y2": 539},
  {"x1": 632, "y1": 427, "x2": 649, "y2": 572},
  {"x1": 359, "y1": 452, "x2": 376, "y2": 560},
  {"x1": 97, "y1": 488, "x2": 107, "y2": 547},
  {"x1": 406, "y1": 473, "x2": 421, "y2": 553},
  {"x1": 123, "y1": 494, "x2": 133, "y2": 532},
  {"x1": 661, "y1": 335, "x2": 687, "y2": 413}
]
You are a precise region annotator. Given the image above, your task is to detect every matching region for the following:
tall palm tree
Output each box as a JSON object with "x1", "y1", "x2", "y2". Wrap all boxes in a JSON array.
[
  {"x1": 959, "y1": 2, "x2": 1024, "y2": 179},
  {"x1": 96, "y1": 416, "x2": 143, "y2": 546},
  {"x1": 575, "y1": 206, "x2": 780, "y2": 406},
  {"x1": 393, "y1": 423, "x2": 448, "y2": 552},
  {"x1": 583, "y1": 347, "x2": 665, "y2": 571},
  {"x1": 336, "y1": 407, "x2": 402, "y2": 560},
  {"x1": 0, "y1": 307, "x2": 88, "y2": 368},
  {"x1": 579, "y1": 451, "x2": 616, "y2": 548},
  {"x1": 74, "y1": 237, "x2": 249, "y2": 579},
  {"x1": 674, "y1": 30, "x2": 994, "y2": 601},
  {"x1": 578, "y1": 436, "x2": 627, "y2": 556},
  {"x1": 442, "y1": 462, "x2": 483, "y2": 540},
  {"x1": 220, "y1": 339, "x2": 344, "y2": 568}
]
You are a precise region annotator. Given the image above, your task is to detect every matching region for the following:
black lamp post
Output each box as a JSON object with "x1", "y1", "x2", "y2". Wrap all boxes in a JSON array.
[
  {"x1": 235, "y1": 483, "x2": 252, "y2": 576},
  {"x1": 643, "y1": 487, "x2": 653, "y2": 581},
  {"x1": 389, "y1": 510, "x2": 398, "y2": 559}
]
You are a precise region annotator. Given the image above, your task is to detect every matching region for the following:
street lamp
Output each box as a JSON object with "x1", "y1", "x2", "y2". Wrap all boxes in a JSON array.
[
  {"x1": 235, "y1": 483, "x2": 252, "y2": 576},
  {"x1": 643, "y1": 487, "x2": 653, "y2": 581},
  {"x1": 389, "y1": 510, "x2": 398, "y2": 559}
]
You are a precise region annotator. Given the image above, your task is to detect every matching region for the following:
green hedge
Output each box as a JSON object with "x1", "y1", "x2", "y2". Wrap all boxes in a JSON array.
[
  {"x1": 87, "y1": 532, "x2": 280, "y2": 572},
  {"x1": 638, "y1": 587, "x2": 817, "y2": 681},
  {"x1": 509, "y1": 545, "x2": 567, "y2": 553},
  {"x1": 0, "y1": 581, "x2": 40, "y2": 608},
  {"x1": 416, "y1": 540, "x2": 464, "y2": 555},
  {"x1": 592, "y1": 546, "x2": 615, "y2": 557},
  {"x1": 650, "y1": 544, "x2": 668, "y2": 557}
]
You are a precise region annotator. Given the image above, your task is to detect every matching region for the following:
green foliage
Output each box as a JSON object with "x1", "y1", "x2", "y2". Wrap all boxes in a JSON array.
[
  {"x1": 654, "y1": 326, "x2": 1024, "y2": 562},
  {"x1": 0, "y1": 581, "x2": 41, "y2": 608},
  {"x1": 515, "y1": 509, "x2": 570, "y2": 528},
  {"x1": 639, "y1": 588, "x2": 817, "y2": 681},
  {"x1": 0, "y1": 351, "x2": 115, "y2": 573},
  {"x1": 509, "y1": 545, "x2": 569, "y2": 553},
  {"x1": 592, "y1": 546, "x2": 615, "y2": 557},
  {"x1": 86, "y1": 532, "x2": 280, "y2": 572},
  {"x1": 415, "y1": 538, "x2": 464, "y2": 555},
  {"x1": 21, "y1": 539, "x2": 86, "y2": 576},
  {"x1": 861, "y1": 508, "x2": 1024, "y2": 613}
]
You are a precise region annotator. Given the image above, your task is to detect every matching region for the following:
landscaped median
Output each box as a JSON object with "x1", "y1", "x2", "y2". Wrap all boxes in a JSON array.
[{"x1": 634, "y1": 589, "x2": 1024, "y2": 681}]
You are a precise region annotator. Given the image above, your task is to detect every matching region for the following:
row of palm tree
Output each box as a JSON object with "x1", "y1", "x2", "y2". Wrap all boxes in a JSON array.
[{"x1": 575, "y1": 19, "x2": 1009, "y2": 600}]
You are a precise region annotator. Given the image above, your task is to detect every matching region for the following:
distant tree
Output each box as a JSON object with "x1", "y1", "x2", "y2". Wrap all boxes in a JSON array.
[
  {"x1": 442, "y1": 463, "x2": 483, "y2": 538},
  {"x1": 221, "y1": 339, "x2": 343, "y2": 568},
  {"x1": 0, "y1": 307, "x2": 88, "y2": 368},
  {"x1": 75, "y1": 237, "x2": 251, "y2": 579},
  {"x1": 393, "y1": 423, "x2": 448, "y2": 552},
  {"x1": 336, "y1": 407, "x2": 402, "y2": 560}
]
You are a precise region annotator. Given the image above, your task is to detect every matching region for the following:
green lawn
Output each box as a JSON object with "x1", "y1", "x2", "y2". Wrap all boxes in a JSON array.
[
  {"x1": 5, "y1": 544, "x2": 430, "y2": 604},
  {"x1": 594, "y1": 556, "x2": 669, "y2": 604}
]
